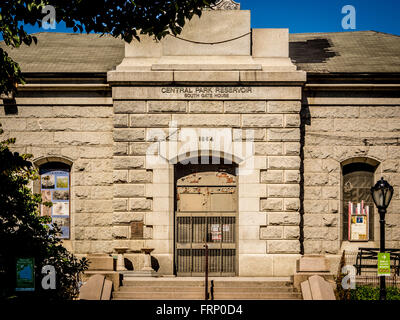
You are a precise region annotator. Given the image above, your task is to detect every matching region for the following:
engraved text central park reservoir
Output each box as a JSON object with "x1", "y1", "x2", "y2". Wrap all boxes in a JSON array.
[{"x1": 161, "y1": 87, "x2": 253, "y2": 98}]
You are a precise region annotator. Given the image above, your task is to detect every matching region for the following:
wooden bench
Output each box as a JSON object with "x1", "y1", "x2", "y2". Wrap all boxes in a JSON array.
[{"x1": 354, "y1": 248, "x2": 400, "y2": 276}]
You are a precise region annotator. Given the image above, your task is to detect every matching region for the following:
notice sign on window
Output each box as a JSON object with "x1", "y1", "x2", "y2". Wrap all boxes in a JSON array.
[
  {"x1": 348, "y1": 201, "x2": 369, "y2": 241},
  {"x1": 211, "y1": 224, "x2": 222, "y2": 241},
  {"x1": 378, "y1": 253, "x2": 391, "y2": 277},
  {"x1": 16, "y1": 258, "x2": 35, "y2": 292},
  {"x1": 350, "y1": 215, "x2": 368, "y2": 241}
]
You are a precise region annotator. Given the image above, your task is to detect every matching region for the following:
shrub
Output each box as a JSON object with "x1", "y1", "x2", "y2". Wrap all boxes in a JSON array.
[
  {"x1": 0, "y1": 124, "x2": 88, "y2": 300},
  {"x1": 350, "y1": 285, "x2": 400, "y2": 301}
]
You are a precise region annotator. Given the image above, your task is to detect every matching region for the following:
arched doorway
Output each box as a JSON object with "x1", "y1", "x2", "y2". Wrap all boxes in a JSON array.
[{"x1": 174, "y1": 157, "x2": 238, "y2": 276}]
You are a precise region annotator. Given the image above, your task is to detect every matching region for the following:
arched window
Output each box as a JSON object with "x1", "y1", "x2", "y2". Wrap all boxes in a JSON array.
[
  {"x1": 342, "y1": 161, "x2": 378, "y2": 241},
  {"x1": 38, "y1": 162, "x2": 71, "y2": 239}
]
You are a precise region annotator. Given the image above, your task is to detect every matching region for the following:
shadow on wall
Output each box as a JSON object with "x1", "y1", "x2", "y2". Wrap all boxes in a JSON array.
[
  {"x1": 123, "y1": 258, "x2": 134, "y2": 270},
  {"x1": 151, "y1": 256, "x2": 160, "y2": 272},
  {"x1": 289, "y1": 38, "x2": 337, "y2": 64}
]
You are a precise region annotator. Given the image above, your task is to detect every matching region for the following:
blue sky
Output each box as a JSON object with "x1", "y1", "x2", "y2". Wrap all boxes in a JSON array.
[
  {"x1": 242, "y1": 0, "x2": 400, "y2": 35},
  {"x1": 4, "y1": 0, "x2": 400, "y2": 38}
]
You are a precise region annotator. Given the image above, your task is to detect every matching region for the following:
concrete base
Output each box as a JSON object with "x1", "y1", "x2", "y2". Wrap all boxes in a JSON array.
[{"x1": 293, "y1": 272, "x2": 335, "y2": 291}]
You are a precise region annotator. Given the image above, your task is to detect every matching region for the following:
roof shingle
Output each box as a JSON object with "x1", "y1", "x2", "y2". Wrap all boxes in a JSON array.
[{"x1": 1, "y1": 31, "x2": 399, "y2": 74}]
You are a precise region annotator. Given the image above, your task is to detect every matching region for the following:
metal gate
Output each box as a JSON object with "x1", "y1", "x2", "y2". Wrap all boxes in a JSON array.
[{"x1": 175, "y1": 163, "x2": 237, "y2": 276}]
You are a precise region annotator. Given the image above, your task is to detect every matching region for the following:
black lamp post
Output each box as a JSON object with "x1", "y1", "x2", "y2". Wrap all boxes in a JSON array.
[{"x1": 371, "y1": 177, "x2": 394, "y2": 301}]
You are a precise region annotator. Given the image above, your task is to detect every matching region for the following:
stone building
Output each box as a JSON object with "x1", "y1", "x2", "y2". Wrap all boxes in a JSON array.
[{"x1": 1, "y1": 2, "x2": 400, "y2": 278}]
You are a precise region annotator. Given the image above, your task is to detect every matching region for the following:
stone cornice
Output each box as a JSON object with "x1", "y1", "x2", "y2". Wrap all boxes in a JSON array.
[
  {"x1": 107, "y1": 71, "x2": 307, "y2": 85},
  {"x1": 17, "y1": 83, "x2": 110, "y2": 91},
  {"x1": 305, "y1": 83, "x2": 400, "y2": 91}
]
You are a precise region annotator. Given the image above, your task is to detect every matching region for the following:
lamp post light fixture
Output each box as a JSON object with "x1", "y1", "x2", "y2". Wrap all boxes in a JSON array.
[{"x1": 371, "y1": 177, "x2": 394, "y2": 301}]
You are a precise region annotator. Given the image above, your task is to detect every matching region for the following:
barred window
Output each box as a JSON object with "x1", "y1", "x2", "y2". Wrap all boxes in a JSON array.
[
  {"x1": 39, "y1": 162, "x2": 71, "y2": 239},
  {"x1": 342, "y1": 162, "x2": 376, "y2": 241}
]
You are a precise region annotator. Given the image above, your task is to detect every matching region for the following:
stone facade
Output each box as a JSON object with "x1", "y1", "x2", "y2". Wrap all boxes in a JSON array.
[
  {"x1": 0, "y1": 101, "x2": 115, "y2": 254},
  {"x1": 106, "y1": 9, "x2": 305, "y2": 275},
  {"x1": 1, "y1": 7, "x2": 399, "y2": 277},
  {"x1": 303, "y1": 89, "x2": 400, "y2": 256}
]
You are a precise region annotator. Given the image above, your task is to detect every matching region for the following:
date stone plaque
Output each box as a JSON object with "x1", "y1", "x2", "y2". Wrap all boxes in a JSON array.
[{"x1": 130, "y1": 221, "x2": 144, "y2": 239}]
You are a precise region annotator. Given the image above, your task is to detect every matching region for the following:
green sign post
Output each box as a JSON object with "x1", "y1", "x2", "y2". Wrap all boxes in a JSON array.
[
  {"x1": 16, "y1": 258, "x2": 35, "y2": 292},
  {"x1": 378, "y1": 253, "x2": 391, "y2": 277}
]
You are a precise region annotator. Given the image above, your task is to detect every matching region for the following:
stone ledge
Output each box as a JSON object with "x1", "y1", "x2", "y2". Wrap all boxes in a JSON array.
[
  {"x1": 240, "y1": 71, "x2": 306, "y2": 83},
  {"x1": 108, "y1": 71, "x2": 173, "y2": 84},
  {"x1": 108, "y1": 70, "x2": 306, "y2": 84},
  {"x1": 152, "y1": 64, "x2": 262, "y2": 71}
]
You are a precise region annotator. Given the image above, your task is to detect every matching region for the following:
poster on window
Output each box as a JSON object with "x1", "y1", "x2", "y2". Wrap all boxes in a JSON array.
[
  {"x1": 211, "y1": 224, "x2": 222, "y2": 241},
  {"x1": 41, "y1": 190, "x2": 52, "y2": 216},
  {"x1": 212, "y1": 233, "x2": 222, "y2": 241},
  {"x1": 52, "y1": 217, "x2": 69, "y2": 227},
  {"x1": 53, "y1": 202, "x2": 69, "y2": 216},
  {"x1": 41, "y1": 175, "x2": 55, "y2": 189},
  {"x1": 52, "y1": 190, "x2": 69, "y2": 201},
  {"x1": 52, "y1": 217, "x2": 70, "y2": 239},
  {"x1": 41, "y1": 204, "x2": 52, "y2": 217},
  {"x1": 348, "y1": 201, "x2": 369, "y2": 241},
  {"x1": 56, "y1": 176, "x2": 69, "y2": 189}
]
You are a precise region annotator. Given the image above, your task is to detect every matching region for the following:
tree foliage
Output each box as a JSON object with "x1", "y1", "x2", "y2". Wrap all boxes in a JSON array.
[
  {"x1": 0, "y1": 123, "x2": 88, "y2": 300},
  {"x1": 0, "y1": 0, "x2": 217, "y2": 96}
]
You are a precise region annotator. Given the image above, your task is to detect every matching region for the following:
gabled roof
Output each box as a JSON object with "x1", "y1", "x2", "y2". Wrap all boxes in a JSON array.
[
  {"x1": 290, "y1": 31, "x2": 400, "y2": 73},
  {"x1": 1, "y1": 31, "x2": 400, "y2": 74},
  {"x1": 0, "y1": 33, "x2": 125, "y2": 73}
]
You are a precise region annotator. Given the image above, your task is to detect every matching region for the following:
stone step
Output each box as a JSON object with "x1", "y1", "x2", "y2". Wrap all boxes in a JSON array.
[
  {"x1": 113, "y1": 291, "x2": 302, "y2": 300},
  {"x1": 122, "y1": 279, "x2": 293, "y2": 288},
  {"x1": 113, "y1": 291, "x2": 205, "y2": 300},
  {"x1": 119, "y1": 286, "x2": 205, "y2": 293},
  {"x1": 213, "y1": 292, "x2": 303, "y2": 300},
  {"x1": 213, "y1": 286, "x2": 297, "y2": 293},
  {"x1": 119, "y1": 285, "x2": 296, "y2": 293},
  {"x1": 122, "y1": 280, "x2": 205, "y2": 287},
  {"x1": 212, "y1": 281, "x2": 293, "y2": 288},
  {"x1": 114, "y1": 277, "x2": 302, "y2": 300}
]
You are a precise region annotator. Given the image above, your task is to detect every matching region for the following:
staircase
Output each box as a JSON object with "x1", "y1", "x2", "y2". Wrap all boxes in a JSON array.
[
  {"x1": 112, "y1": 277, "x2": 302, "y2": 300},
  {"x1": 212, "y1": 278, "x2": 302, "y2": 300}
]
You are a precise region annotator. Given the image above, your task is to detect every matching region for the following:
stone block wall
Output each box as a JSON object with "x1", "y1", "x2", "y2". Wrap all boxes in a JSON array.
[
  {"x1": 110, "y1": 85, "x2": 303, "y2": 275},
  {"x1": 303, "y1": 93, "x2": 400, "y2": 255},
  {"x1": 0, "y1": 100, "x2": 115, "y2": 255}
]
